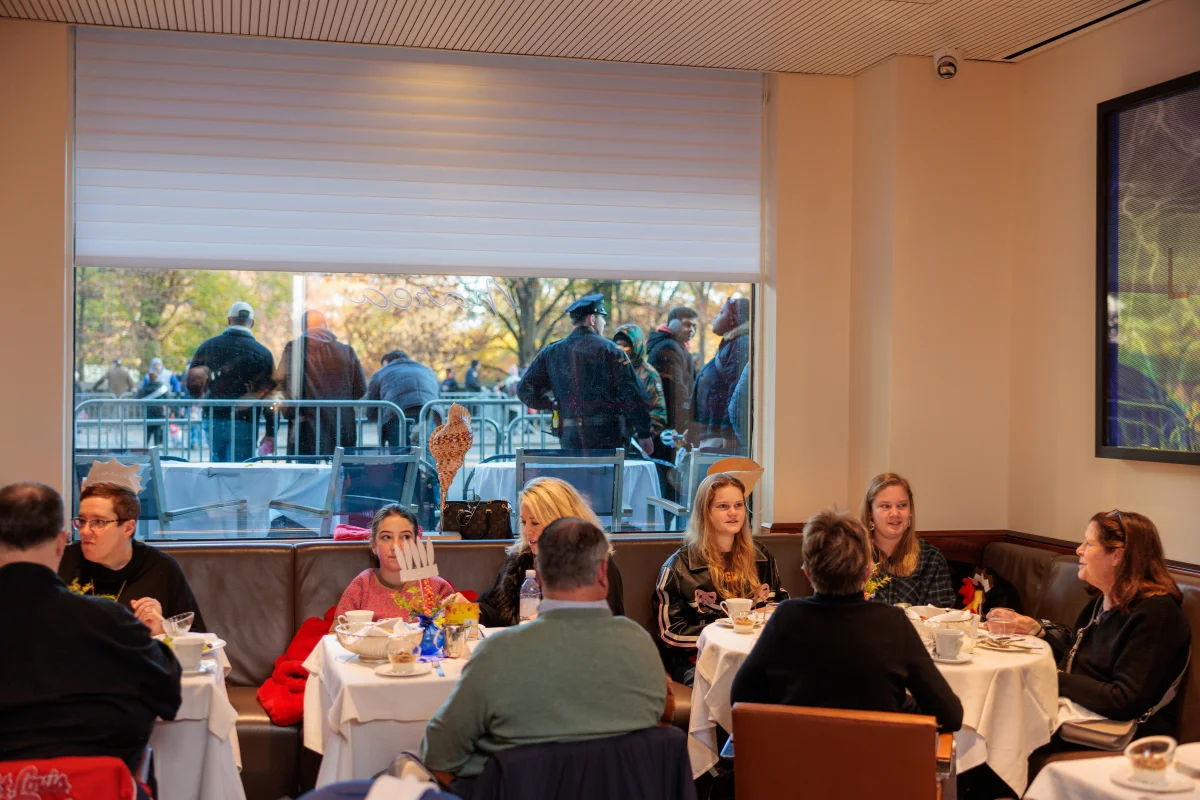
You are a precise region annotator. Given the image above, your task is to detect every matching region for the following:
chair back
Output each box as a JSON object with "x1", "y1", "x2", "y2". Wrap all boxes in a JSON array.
[
  {"x1": 732, "y1": 704, "x2": 938, "y2": 800},
  {"x1": 472, "y1": 726, "x2": 696, "y2": 800},
  {"x1": 514, "y1": 448, "x2": 624, "y2": 531},
  {"x1": 323, "y1": 447, "x2": 421, "y2": 532},
  {"x1": 73, "y1": 447, "x2": 168, "y2": 527},
  {"x1": 0, "y1": 755, "x2": 136, "y2": 800}
]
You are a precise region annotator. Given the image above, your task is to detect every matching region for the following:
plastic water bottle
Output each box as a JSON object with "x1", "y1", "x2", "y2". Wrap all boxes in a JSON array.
[{"x1": 519, "y1": 569, "x2": 541, "y2": 622}]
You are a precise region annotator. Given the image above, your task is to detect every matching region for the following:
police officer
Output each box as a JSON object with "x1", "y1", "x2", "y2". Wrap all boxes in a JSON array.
[{"x1": 517, "y1": 294, "x2": 654, "y2": 453}]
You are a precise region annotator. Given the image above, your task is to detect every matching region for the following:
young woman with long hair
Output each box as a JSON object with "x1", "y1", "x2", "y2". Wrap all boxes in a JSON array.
[
  {"x1": 654, "y1": 473, "x2": 788, "y2": 685},
  {"x1": 859, "y1": 473, "x2": 955, "y2": 608}
]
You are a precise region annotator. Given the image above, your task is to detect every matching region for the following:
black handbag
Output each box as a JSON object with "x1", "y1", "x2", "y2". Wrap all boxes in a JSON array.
[{"x1": 441, "y1": 500, "x2": 512, "y2": 540}]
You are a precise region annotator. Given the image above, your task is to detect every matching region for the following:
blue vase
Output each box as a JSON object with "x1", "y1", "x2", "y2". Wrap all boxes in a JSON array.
[{"x1": 418, "y1": 616, "x2": 442, "y2": 657}]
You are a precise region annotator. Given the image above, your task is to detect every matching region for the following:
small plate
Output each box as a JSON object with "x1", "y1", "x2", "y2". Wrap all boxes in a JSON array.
[
  {"x1": 1175, "y1": 742, "x2": 1200, "y2": 776},
  {"x1": 375, "y1": 662, "x2": 433, "y2": 679},
  {"x1": 1111, "y1": 765, "x2": 1195, "y2": 793},
  {"x1": 182, "y1": 660, "x2": 217, "y2": 676},
  {"x1": 976, "y1": 640, "x2": 1038, "y2": 653},
  {"x1": 715, "y1": 619, "x2": 762, "y2": 629},
  {"x1": 203, "y1": 639, "x2": 227, "y2": 652},
  {"x1": 931, "y1": 652, "x2": 973, "y2": 665}
]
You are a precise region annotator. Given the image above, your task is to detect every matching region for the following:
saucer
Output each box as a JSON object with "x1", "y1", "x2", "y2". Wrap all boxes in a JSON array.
[
  {"x1": 1111, "y1": 765, "x2": 1195, "y2": 793},
  {"x1": 1175, "y1": 743, "x2": 1200, "y2": 776},
  {"x1": 182, "y1": 660, "x2": 217, "y2": 676},
  {"x1": 203, "y1": 639, "x2": 227, "y2": 652},
  {"x1": 375, "y1": 662, "x2": 433, "y2": 679},
  {"x1": 715, "y1": 619, "x2": 762, "y2": 630},
  {"x1": 931, "y1": 652, "x2": 973, "y2": 665}
]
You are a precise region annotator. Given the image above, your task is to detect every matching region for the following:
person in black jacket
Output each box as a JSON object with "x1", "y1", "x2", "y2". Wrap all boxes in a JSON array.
[
  {"x1": 989, "y1": 510, "x2": 1190, "y2": 742},
  {"x1": 647, "y1": 307, "x2": 698, "y2": 494},
  {"x1": 730, "y1": 509, "x2": 962, "y2": 731},
  {"x1": 0, "y1": 482, "x2": 181, "y2": 773},
  {"x1": 477, "y1": 478, "x2": 624, "y2": 627},
  {"x1": 58, "y1": 482, "x2": 206, "y2": 635},
  {"x1": 692, "y1": 297, "x2": 750, "y2": 451},
  {"x1": 364, "y1": 350, "x2": 441, "y2": 446},
  {"x1": 655, "y1": 472, "x2": 787, "y2": 685}
]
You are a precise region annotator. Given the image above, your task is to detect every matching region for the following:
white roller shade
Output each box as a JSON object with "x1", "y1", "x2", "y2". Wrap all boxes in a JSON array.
[{"x1": 74, "y1": 28, "x2": 763, "y2": 280}]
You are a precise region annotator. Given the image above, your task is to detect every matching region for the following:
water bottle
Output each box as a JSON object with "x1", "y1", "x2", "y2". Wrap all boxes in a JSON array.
[{"x1": 519, "y1": 570, "x2": 541, "y2": 622}]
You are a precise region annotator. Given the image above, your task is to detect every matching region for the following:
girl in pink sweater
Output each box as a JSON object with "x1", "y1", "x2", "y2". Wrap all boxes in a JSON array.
[{"x1": 333, "y1": 505, "x2": 464, "y2": 625}]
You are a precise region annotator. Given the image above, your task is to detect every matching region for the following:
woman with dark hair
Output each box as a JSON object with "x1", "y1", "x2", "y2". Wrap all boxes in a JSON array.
[
  {"x1": 992, "y1": 510, "x2": 1190, "y2": 741},
  {"x1": 860, "y1": 473, "x2": 956, "y2": 608},
  {"x1": 654, "y1": 472, "x2": 788, "y2": 685},
  {"x1": 332, "y1": 504, "x2": 465, "y2": 626}
]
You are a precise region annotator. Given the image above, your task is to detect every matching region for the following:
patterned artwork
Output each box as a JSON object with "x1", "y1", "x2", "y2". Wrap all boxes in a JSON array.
[{"x1": 1101, "y1": 74, "x2": 1200, "y2": 460}]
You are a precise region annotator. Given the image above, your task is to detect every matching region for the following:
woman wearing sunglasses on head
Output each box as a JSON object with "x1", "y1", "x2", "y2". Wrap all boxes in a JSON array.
[{"x1": 989, "y1": 510, "x2": 1190, "y2": 749}]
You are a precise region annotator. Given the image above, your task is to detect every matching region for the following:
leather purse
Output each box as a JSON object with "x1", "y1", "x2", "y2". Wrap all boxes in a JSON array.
[{"x1": 441, "y1": 500, "x2": 512, "y2": 540}]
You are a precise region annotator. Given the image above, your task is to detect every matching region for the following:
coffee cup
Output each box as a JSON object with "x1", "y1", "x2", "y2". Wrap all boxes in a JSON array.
[
  {"x1": 934, "y1": 628, "x2": 964, "y2": 660},
  {"x1": 174, "y1": 634, "x2": 206, "y2": 670},
  {"x1": 1125, "y1": 736, "x2": 1176, "y2": 785},
  {"x1": 720, "y1": 598, "x2": 753, "y2": 621},
  {"x1": 339, "y1": 610, "x2": 374, "y2": 626}
]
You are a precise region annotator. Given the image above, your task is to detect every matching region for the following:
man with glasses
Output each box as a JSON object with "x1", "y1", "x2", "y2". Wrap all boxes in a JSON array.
[
  {"x1": 0, "y1": 482, "x2": 181, "y2": 779},
  {"x1": 58, "y1": 481, "x2": 205, "y2": 635}
]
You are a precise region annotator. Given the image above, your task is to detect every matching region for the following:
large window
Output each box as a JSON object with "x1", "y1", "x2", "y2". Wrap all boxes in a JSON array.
[{"x1": 73, "y1": 268, "x2": 755, "y2": 538}]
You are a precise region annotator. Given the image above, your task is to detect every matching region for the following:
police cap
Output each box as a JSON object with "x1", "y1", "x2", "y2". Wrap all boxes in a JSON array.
[{"x1": 565, "y1": 293, "x2": 609, "y2": 319}]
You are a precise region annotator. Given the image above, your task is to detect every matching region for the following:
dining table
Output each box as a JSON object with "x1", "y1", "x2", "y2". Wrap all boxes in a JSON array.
[
  {"x1": 687, "y1": 619, "x2": 1059, "y2": 795},
  {"x1": 302, "y1": 633, "x2": 481, "y2": 787},
  {"x1": 1024, "y1": 750, "x2": 1200, "y2": 799},
  {"x1": 151, "y1": 633, "x2": 246, "y2": 800},
  {"x1": 159, "y1": 461, "x2": 331, "y2": 534}
]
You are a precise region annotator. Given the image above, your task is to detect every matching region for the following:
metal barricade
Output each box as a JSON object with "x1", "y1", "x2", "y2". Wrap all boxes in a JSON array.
[
  {"x1": 73, "y1": 398, "x2": 407, "y2": 461},
  {"x1": 415, "y1": 397, "x2": 545, "y2": 462}
]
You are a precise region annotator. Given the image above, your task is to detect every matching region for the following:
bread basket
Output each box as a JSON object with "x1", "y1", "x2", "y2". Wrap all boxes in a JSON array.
[{"x1": 334, "y1": 619, "x2": 404, "y2": 662}]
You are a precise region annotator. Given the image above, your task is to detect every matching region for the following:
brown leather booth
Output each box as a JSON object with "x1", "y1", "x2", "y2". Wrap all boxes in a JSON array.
[{"x1": 162, "y1": 534, "x2": 1198, "y2": 800}]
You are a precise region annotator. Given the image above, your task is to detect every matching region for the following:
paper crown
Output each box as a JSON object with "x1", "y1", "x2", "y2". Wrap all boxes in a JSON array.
[
  {"x1": 707, "y1": 457, "x2": 764, "y2": 496},
  {"x1": 82, "y1": 459, "x2": 144, "y2": 495},
  {"x1": 396, "y1": 538, "x2": 439, "y2": 582}
]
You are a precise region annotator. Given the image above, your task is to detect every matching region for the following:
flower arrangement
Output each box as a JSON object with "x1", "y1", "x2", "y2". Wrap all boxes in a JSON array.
[
  {"x1": 864, "y1": 564, "x2": 891, "y2": 600},
  {"x1": 392, "y1": 580, "x2": 452, "y2": 622}
]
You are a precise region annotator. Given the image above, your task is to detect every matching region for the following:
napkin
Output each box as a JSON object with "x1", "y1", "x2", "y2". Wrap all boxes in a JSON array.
[
  {"x1": 364, "y1": 774, "x2": 440, "y2": 800},
  {"x1": 928, "y1": 609, "x2": 971, "y2": 624},
  {"x1": 359, "y1": 622, "x2": 395, "y2": 638}
]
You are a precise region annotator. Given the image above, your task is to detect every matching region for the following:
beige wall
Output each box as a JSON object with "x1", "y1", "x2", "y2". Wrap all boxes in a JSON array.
[
  {"x1": 1009, "y1": 0, "x2": 1200, "y2": 561},
  {"x1": 0, "y1": 19, "x2": 72, "y2": 492}
]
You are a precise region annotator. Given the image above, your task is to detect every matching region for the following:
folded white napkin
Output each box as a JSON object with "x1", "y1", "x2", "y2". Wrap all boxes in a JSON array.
[
  {"x1": 360, "y1": 623, "x2": 395, "y2": 637},
  {"x1": 906, "y1": 605, "x2": 948, "y2": 620},
  {"x1": 364, "y1": 774, "x2": 439, "y2": 800},
  {"x1": 929, "y1": 609, "x2": 971, "y2": 624},
  {"x1": 1054, "y1": 697, "x2": 1107, "y2": 732}
]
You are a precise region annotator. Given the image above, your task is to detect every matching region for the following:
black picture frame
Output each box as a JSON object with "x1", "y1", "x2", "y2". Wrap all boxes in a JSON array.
[
  {"x1": 1099, "y1": 71, "x2": 1200, "y2": 465},
  {"x1": 1095, "y1": 69, "x2": 1200, "y2": 465}
]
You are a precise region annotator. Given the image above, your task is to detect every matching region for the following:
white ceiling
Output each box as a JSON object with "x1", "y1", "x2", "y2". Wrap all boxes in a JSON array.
[{"x1": 0, "y1": 0, "x2": 1146, "y2": 75}]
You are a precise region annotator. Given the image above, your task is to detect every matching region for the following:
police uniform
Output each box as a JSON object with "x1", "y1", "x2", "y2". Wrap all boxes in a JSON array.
[{"x1": 517, "y1": 295, "x2": 652, "y2": 451}]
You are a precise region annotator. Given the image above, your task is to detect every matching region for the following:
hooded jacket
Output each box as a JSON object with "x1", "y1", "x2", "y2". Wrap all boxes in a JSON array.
[
  {"x1": 693, "y1": 322, "x2": 751, "y2": 440},
  {"x1": 646, "y1": 328, "x2": 694, "y2": 435},
  {"x1": 614, "y1": 324, "x2": 668, "y2": 437}
]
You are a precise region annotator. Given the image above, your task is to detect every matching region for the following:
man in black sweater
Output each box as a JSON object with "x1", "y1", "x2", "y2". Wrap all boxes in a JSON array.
[
  {"x1": 731, "y1": 509, "x2": 962, "y2": 732},
  {"x1": 0, "y1": 483, "x2": 181, "y2": 772}
]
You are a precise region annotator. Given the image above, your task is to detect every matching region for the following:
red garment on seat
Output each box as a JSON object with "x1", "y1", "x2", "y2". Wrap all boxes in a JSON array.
[
  {"x1": 0, "y1": 756, "x2": 136, "y2": 800},
  {"x1": 255, "y1": 606, "x2": 337, "y2": 726}
]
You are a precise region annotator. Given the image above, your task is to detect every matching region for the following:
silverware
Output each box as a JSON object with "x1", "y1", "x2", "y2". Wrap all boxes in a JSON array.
[{"x1": 434, "y1": 662, "x2": 445, "y2": 677}]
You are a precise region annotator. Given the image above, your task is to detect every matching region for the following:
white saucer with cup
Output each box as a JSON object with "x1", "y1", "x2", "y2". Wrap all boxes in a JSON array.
[
  {"x1": 173, "y1": 634, "x2": 206, "y2": 671},
  {"x1": 338, "y1": 610, "x2": 374, "y2": 627},
  {"x1": 933, "y1": 628, "x2": 965, "y2": 661},
  {"x1": 720, "y1": 598, "x2": 753, "y2": 621}
]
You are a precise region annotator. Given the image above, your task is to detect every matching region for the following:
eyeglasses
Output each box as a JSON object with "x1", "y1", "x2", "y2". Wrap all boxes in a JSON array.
[
  {"x1": 72, "y1": 517, "x2": 126, "y2": 531},
  {"x1": 1106, "y1": 509, "x2": 1128, "y2": 541}
]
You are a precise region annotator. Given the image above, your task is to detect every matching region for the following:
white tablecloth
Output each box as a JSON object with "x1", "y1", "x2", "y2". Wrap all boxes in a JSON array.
[
  {"x1": 469, "y1": 460, "x2": 663, "y2": 529},
  {"x1": 160, "y1": 462, "x2": 331, "y2": 533},
  {"x1": 1025, "y1": 755, "x2": 1200, "y2": 799},
  {"x1": 302, "y1": 635, "x2": 475, "y2": 787},
  {"x1": 152, "y1": 637, "x2": 245, "y2": 800},
  {"x1": 687, "y1": 624, "x2": 1058, "y2": 795}
]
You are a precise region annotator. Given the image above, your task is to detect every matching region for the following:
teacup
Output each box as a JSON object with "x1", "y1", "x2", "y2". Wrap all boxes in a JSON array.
[
  {"x1": 720, "y1": 598, "x2": 753, "y2": 621},
  {"x1": 934, "y1": 628, "x2": 964, "y2": 660},
  {"x1": 731, "y1": 612, "x2": 756, "y2": 635},
  {"x1": 339, "y1": 610, "x2": 374, "y2": 626},
  {"x1": 1125, "y1": 736, "x2": 1176, "y2": 785},
  {"x1": 174, "y1": 634, "x2": 206, "y2": 670}
]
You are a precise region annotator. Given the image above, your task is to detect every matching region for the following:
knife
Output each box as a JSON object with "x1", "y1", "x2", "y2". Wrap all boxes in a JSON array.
[{"x1": 435, "y1": 662, "x2": 445, "y2": 677}]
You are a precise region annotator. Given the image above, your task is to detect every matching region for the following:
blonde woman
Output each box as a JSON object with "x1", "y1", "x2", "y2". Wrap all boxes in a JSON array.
[
  {"x1": 654, "y1": 473, "x2": 788, "y2": 685},
  {"x1": 860, "y1": 473, "x2": 955, "y2": 608},
  {"x1": 476, "y1": 477, "x2": 625, "y2": 627}
]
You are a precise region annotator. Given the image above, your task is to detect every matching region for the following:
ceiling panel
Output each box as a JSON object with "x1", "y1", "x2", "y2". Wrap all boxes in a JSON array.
[{"x1": 0, "y1": 0, "x2": 1148, "y2": 74}]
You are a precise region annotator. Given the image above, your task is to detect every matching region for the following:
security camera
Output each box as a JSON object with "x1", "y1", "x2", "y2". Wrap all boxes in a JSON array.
[{"x1": 933, "y1": 49, "x2": 962, "y2": 80}]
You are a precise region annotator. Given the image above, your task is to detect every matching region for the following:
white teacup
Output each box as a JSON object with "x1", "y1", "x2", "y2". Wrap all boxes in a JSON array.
[
  {"x1": 720, "y1": 598, "x2": 753, "y2": 621},
  {"x1": 174, "y1": 634, "x2": 206, "y2": 670},
  {"x1": 934, "y1": 628, "x2": 964, "y2": 660},
  {"x1": 339, "y1": 610, "x2": 374, "y2": 626}
]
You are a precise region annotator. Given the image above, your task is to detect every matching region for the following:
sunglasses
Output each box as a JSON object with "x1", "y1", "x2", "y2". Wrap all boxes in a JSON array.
[{"x1": 1105, "y1": 509, "x2": 1128, "y2": 541}]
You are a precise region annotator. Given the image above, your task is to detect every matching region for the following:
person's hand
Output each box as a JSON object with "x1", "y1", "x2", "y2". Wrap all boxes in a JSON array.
[
  {"x1": 639, "y1": 437, "x2": 655, "y2": 455},
  {"x1": 258, "y1": 437, "x2": 274, "y2": 456},
  {"x1": 131, "y1": 597, "x2": 165, "y2": 636},
  {"x1": 985, "y1": 607, "x2": 1038, "y2": 634}
]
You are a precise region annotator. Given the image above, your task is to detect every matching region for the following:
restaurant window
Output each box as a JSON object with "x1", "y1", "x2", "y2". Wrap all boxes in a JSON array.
[
  {"x1": 72, "y1": 270, "x2": 755, "y2": 539},
  {"x1": 70, "y1": 27, "x2": 762, "y2": 540}
]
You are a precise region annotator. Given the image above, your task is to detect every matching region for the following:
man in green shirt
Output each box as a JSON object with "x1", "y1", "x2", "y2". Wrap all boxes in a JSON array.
[{"x1": 420, "y1": 518, "x2": 667, "y2": 793}]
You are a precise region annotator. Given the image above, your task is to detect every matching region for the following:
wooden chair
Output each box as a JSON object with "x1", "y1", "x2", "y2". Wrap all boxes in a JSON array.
[{"x1": 731, "y1": 704, "x2": 955, "y2": 800}]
